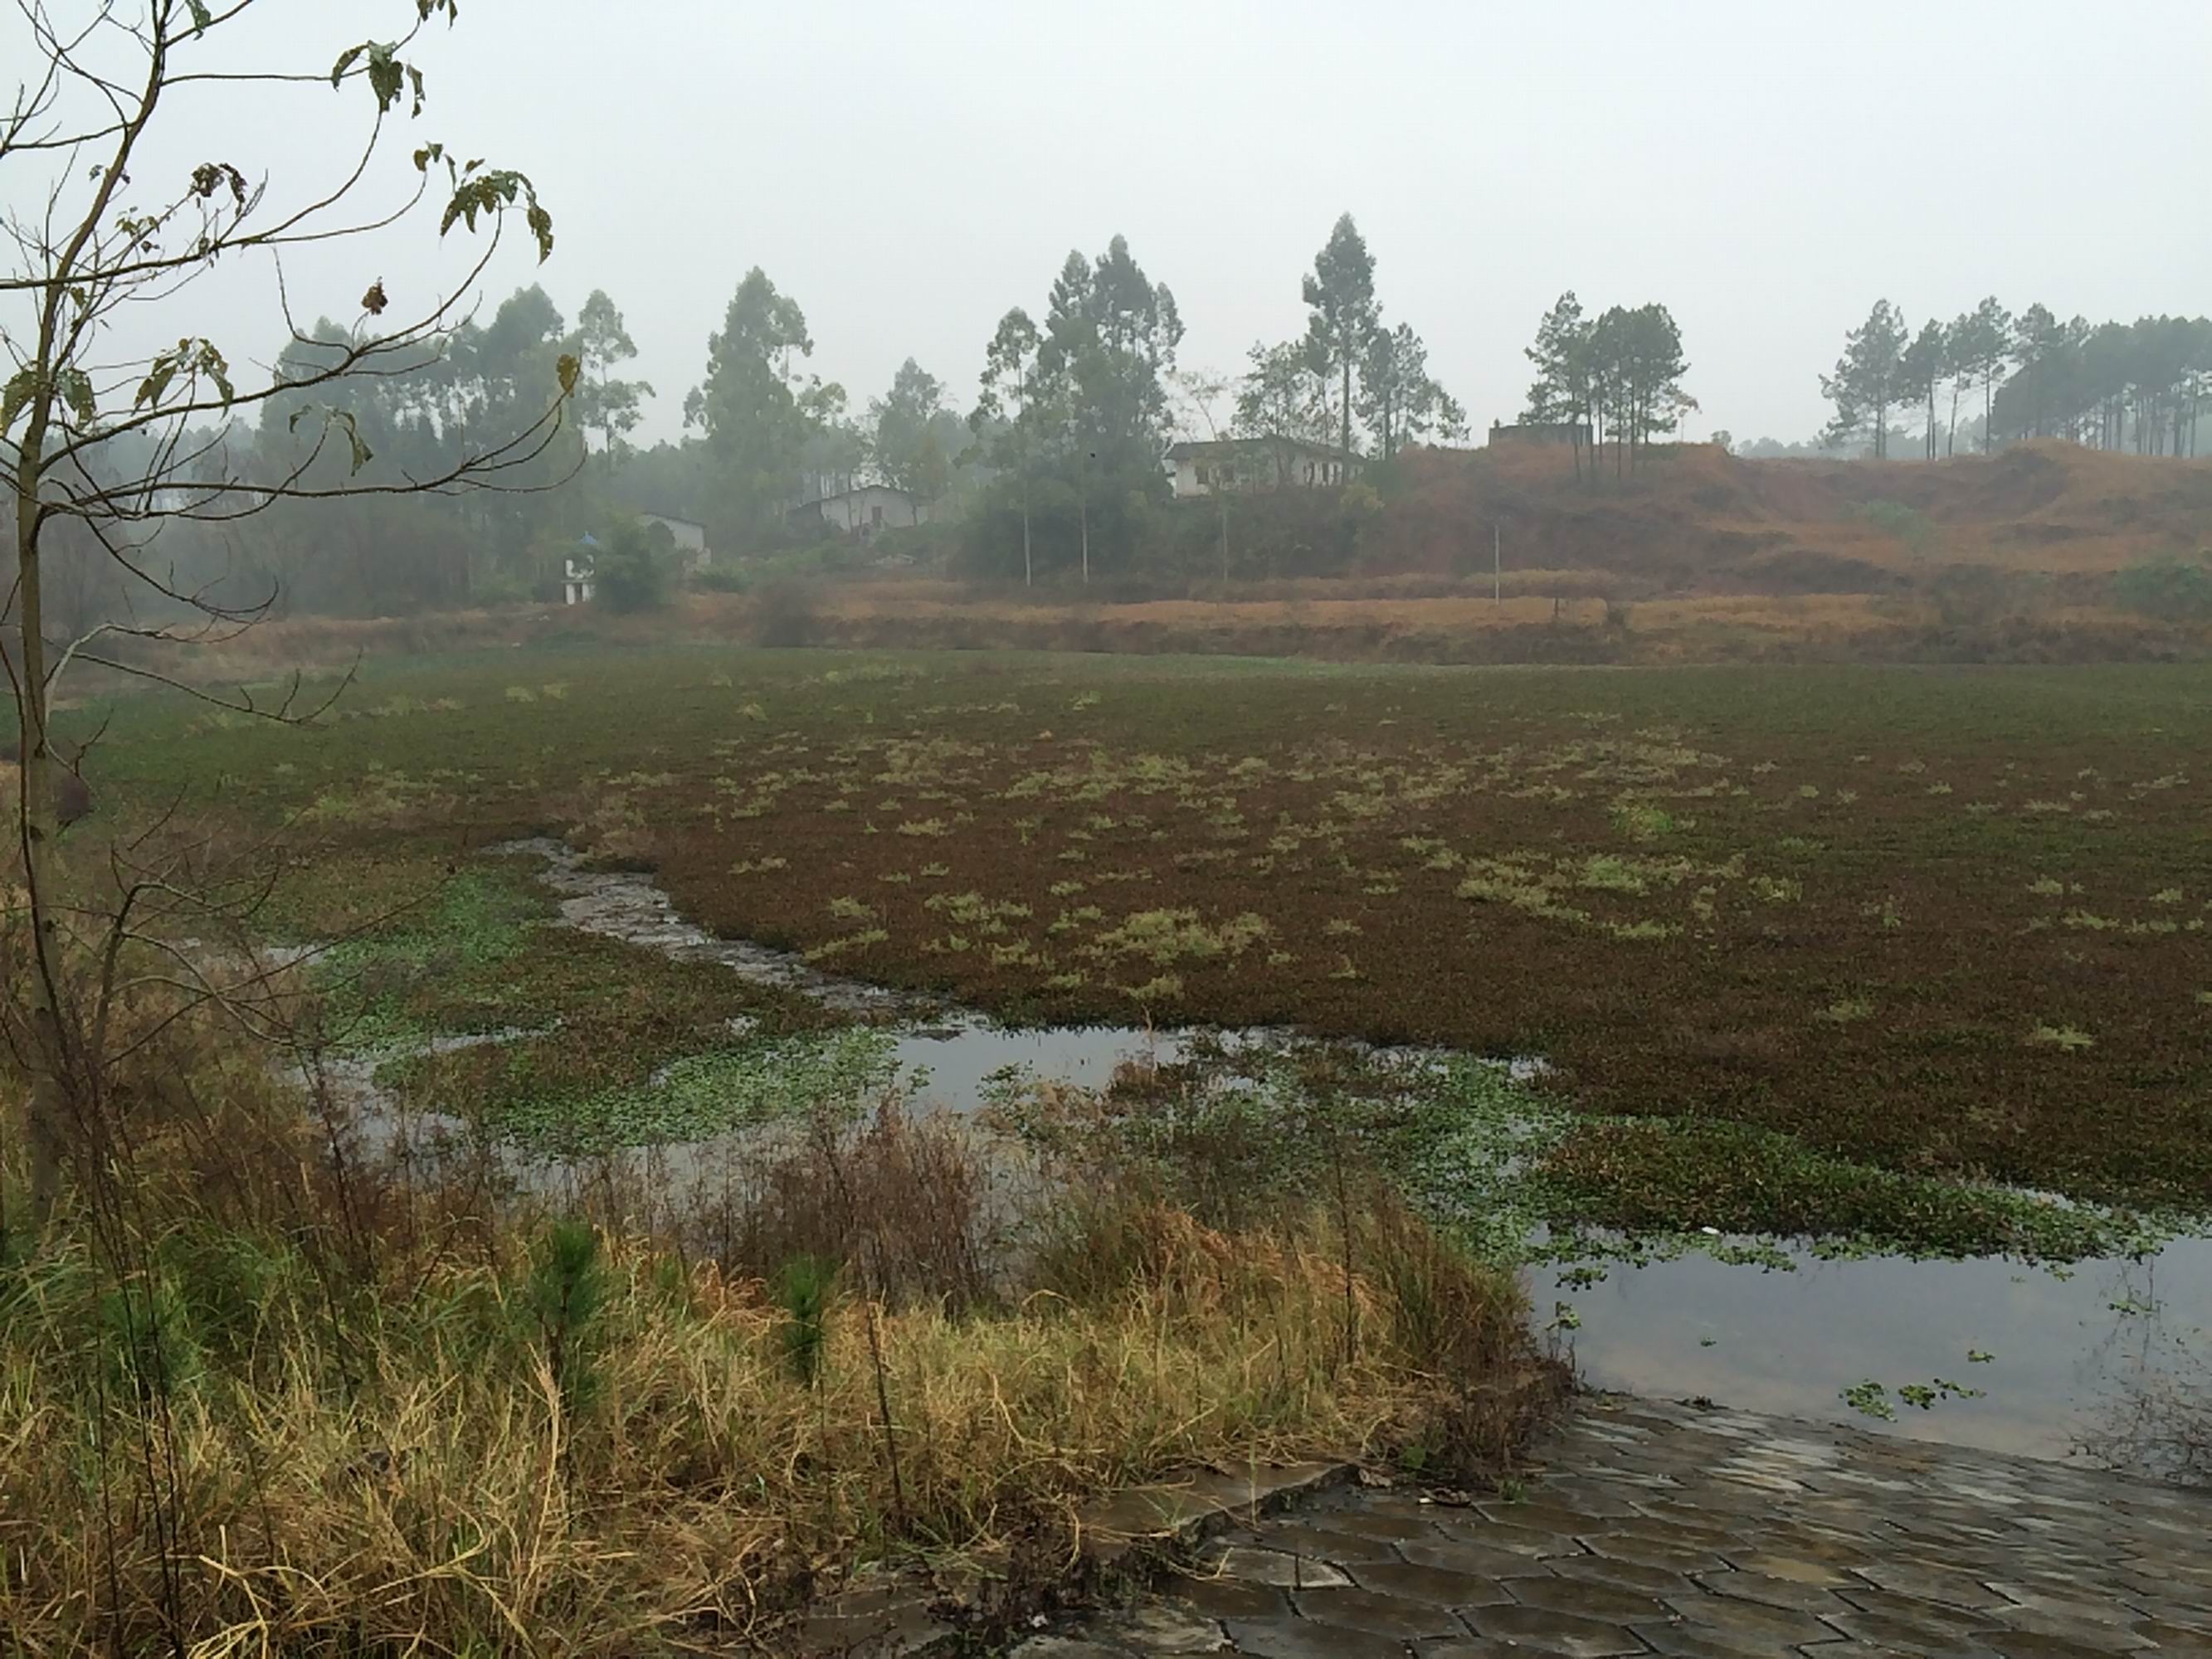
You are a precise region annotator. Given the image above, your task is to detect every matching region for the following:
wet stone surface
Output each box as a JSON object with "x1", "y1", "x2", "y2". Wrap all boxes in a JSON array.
[{"x1": 1021, "y1": 1395, "x2": 2212, "y2": 1657}]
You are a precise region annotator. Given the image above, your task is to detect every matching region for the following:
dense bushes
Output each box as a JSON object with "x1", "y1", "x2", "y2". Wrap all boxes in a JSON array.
[
  {"x1": 749, "y1": 579, "x2": 824, "y2": 646},
  {"x1": 1854, "y1": 498, "x2": 1939, "y2": 556},
  {"x1": 592, "y1": 518, "x2": 678, "y2": 613},
  {"x1": 2112, "y1": 554, "x2": 2212, "y2": 620}
]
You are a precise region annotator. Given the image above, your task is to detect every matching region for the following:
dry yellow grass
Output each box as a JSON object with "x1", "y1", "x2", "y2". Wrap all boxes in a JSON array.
[
  {"x1": 0, "y1": 864, "x2": 1548, "y2": 1652},
  {"x1": 0, "y1": 1196, "x2": 1537, "y2": 1654}
]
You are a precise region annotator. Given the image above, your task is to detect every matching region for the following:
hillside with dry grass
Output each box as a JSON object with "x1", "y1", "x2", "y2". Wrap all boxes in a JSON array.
[{"x1": 1366, "y1": 440, "x2": 2212, "y2": 591}]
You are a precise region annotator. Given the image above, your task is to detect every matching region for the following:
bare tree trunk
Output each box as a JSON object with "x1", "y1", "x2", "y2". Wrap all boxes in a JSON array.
[
  {"x1": 12, "y1": 418, "x2": 66, "y2": 1228},
  {"x1": 1340, "y1": 357, "x2": 1352, "y2": 465}
]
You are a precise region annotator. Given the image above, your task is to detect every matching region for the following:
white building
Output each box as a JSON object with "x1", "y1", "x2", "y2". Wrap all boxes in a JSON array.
[
  {"x1": 788, "y1": 484, "x2": 926, "y2": 540},
  {"x1": 563, "y1": 533, "x2": 599, "y2": 606},
  {"x1": 1166, "y1": 437, "x2": 1361, "y2": 499}
]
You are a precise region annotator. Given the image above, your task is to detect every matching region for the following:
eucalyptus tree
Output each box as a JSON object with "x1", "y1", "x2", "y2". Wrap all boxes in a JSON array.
[
  {"x1": 1035, "y1": 235, "x2": 1182, "y2": 581},
  {"x1": 574, "y1": 289, "x2": 654, "y2": 459},
  {"x1": 973, "y1": 307, "x2": 1045, "y2": 584},
  {"x1": 869, "y1": 358, "x2": 951, "y2": 508},
  {"x1": 1301, "y1": 213, "x2": 1376, "y2": 461},
  {"x1": 687, "y1": 267, "x2": 828, "y2": 550}
]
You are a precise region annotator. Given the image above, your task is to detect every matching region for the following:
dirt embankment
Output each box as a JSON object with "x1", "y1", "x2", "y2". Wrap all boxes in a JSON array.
[{"x1": 106, "y1": 582, "x2": 2205, "y2": 686}]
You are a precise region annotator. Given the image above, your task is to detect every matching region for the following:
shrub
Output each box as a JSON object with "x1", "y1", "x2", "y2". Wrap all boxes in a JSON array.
[
  {"x1": 751, "y1": 579, "x2": 823, "y2": 648},
  {"x1": 695, "y1": 564, "x2": 750, "y2": 594},
  {"x1": 1927, "y1": 563, "x2": 2032, "y2": 628},
  {"x1": 2111, "y1": 555, "x2": 2212, "y2": 621},
  {"x1": 593, "y1": 518, "x2": 677, "y2": 613},
  {"x1": 1855, "y1": 499, "x2": 1937, "y2": 557},
  {"x1": 469, "y1": 569, "x2": 536, "y2": 608},
  {"x1": 771, "y1": 1253, "x2": 837, "y2": 1385},
  {"x1": 524, "y1": 1218, "x2": 611, "y2": 1416}
]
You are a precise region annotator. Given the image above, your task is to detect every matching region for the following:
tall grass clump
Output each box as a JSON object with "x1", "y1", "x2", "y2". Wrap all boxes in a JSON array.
[{"x1": 0, "y1": 1018, "x2": 1556, "y2": 1654}]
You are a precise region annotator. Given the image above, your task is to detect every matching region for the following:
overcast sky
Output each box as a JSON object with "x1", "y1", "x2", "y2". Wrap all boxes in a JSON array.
[{"x1": 18, "y1": 0, "x2": 2212, "y2": 447}]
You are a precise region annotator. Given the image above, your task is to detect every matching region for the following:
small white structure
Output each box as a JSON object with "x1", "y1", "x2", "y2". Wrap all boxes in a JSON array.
[
  {"x1": 641, "y1": 512, "x2": 710, "y2": 572},
  {"x1": 563, "y1": 533, "x2": 600, "y2": 606},
  {"x1": 789, "y1": 484, "x2": 925, "y2": 540},
  {"x1": 1167, "y1": 437, "x2": 1360, "y2": 499}
]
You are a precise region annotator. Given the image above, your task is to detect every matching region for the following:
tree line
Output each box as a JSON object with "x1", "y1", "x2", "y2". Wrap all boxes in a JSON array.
[
  {"x1": 97, "y1": 212, "x2": 1409, "y2": 614},
  {"x1": 1823, "y1": 300, "x2": 2211, "y2": 460},
  {"x1": 692, "y1": 212, "x2": 1464, "y2": 586},
  {"x1": 99, "y1": 283, "x2": 656, "y2": 620},
  {"x1": 1520, "y1": 294, "x2": 1694, "y2": 481},
  {"x1": 90, "y1": 273, "x2": 992, "y2": 616},
  {"x1": 188, "y1": 210, "x2": 1469, "y2": 606}
]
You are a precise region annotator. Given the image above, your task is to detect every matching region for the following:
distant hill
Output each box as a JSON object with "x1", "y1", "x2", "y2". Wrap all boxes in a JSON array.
[{"x1": 1364, "y1": 441, "x2": 2212, "y2": 595}]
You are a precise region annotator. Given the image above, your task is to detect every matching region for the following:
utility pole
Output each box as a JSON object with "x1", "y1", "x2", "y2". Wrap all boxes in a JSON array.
[{"x1": 1493, "y1": 523, "x2": 1502, "y2": 606}]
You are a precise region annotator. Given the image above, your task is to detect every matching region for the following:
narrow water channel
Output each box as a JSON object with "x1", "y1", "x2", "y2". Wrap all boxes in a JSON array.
[{"x1": 440, "y1": 841, "x2": 2210, "y2": 1477}]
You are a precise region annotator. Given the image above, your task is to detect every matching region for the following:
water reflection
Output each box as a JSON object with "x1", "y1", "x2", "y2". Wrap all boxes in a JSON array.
[
  {"x1": 894, "y1": 1019, "x2": 1186, "y2": 1109},
  {"x1": 1558, "y1": 1236, "x2": 2212, "y2": 1475}
]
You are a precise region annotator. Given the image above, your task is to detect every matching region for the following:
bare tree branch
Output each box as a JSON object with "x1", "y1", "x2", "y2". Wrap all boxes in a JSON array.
[{"x1": 3, "y1": 0, "x2": 565, "y2": 1229}]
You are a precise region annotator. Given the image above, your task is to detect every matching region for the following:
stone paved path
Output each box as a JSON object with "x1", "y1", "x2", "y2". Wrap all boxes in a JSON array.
[{"x1": 1021, "y1": 1395, "x2": 2212, "y2": 1657}]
